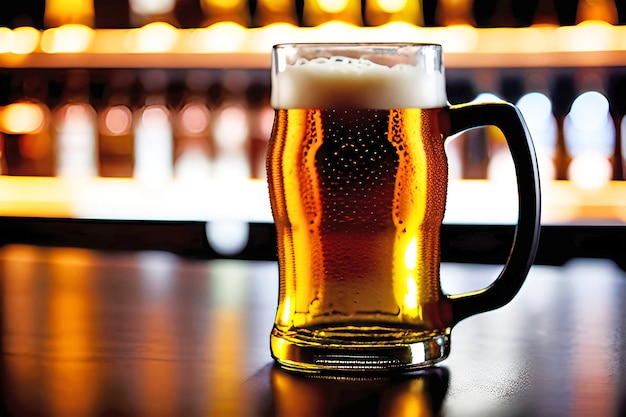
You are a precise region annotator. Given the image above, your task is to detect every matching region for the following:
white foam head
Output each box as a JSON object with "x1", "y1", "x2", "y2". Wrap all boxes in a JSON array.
[{"x1": 271, "y1": 53, "x2": 448, "y2": 110}]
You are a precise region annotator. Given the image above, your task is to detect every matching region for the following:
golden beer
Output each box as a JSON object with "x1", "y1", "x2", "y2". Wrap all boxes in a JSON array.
[{"x1": 268, "y1": 107, "x2": 453, "y2": 370}]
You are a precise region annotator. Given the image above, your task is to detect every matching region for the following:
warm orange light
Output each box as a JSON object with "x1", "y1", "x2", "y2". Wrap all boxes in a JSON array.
[
  {"x1": 126, "y1": 22, "x2": 179, "y2": 53},
  {"x1": 189, "y1": 22, "x2": 248, "y2": 53},
  {"x1": 304, "y1": 0, "x2": 362, "y2": 25},
  {"x1": 316, "y1": 0, "x2": 350, "y2": 13},
  {"x1": 44, "y1": 0, "x2": 94, "y2": 27},
  {"x1": 40, "y1": 24, "x2": 94, "y2": 53},
  {"x1": 556, "y1": 21, "x2": 616, "y2": 52},
  {"x1": 376, "y1": 0, "x2": 408, "y2": 14},
  {"x1": 2, "y1": 24, "x2": 626, "y2": 65},
  {"x1": 307, "y1": 21, "x2": 362, "y2": 42},
  {"x1": 0, "y1": 102, "x2": 46, "y2": 134},
  {"x1": 515, "y1": 27, "x2": 550, "y2": 53},
  {"x1": 10, "y1": 27, "x2": 40, "y2": 55},
  {"x1": 257, "y1": 0, "x2": 293, "y2": 13},
  {"x1": 437, "y1": 24, "x2": 478, "y2": 52},
  {"x1": 0, "y1": 177, "x2": 74, "y2": 218},
  {"x1": 247, "y1": 23, "x2": 301, "y2": 53},
  {"x1": 0, "y1": 28, "x2": 12, "y2": 53},
  {"x1": 577, "y1": 0, "x2": 618, "y2": 24},
  {"x1": 203, "y1": 0, "x2": 243, "y2": 9}
]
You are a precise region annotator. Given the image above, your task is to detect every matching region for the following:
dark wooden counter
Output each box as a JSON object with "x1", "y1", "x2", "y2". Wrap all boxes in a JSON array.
[{"x1": 1, "y1": 244, "x2": 625, "y2": 416}]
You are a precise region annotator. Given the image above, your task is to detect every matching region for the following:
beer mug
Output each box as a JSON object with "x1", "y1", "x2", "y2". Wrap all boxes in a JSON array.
[{"x1": 267, "y1": 43, "x2": 541, "y2": 373}]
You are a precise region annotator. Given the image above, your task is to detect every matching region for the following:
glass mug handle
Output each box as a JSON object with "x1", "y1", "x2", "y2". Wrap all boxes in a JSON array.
[{"x1": 443, "y1": 102, "x2": 542, "y2": 326}]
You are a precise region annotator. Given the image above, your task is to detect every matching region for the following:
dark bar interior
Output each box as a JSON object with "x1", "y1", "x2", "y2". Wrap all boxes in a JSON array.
[{"x1": 1, "y1": 1, "x2": 625, "y2": 416}]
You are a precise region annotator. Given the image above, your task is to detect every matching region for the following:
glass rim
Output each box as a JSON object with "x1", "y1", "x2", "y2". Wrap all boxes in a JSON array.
[{"x1": 272, "y1": 42, "x2": 443, "y2": 50}]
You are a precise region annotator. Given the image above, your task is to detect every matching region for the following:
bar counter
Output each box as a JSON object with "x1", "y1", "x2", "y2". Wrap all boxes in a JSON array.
[{"x1": 1, "y1": 243, "x2": 625, "y2": 417}]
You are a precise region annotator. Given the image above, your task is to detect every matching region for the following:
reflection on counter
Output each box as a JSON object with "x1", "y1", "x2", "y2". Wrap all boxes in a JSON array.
[
  {"x1": 247, "y1": 364, "x2": 449, "y2": 417},
  {"x1": 3, "y1": 244, "x2": 624, "y2": 416},
  {"x1": 440, "y1": 258, "x2": 626, "y2": 417},
  {"x1": 0, "y1": 244, "x2": 278, "y2": 417}
]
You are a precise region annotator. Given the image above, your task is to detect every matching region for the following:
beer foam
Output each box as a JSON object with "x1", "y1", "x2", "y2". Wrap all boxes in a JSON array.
[{"x1": 271, "y1": 56, "x2": 448, "y2": 109}]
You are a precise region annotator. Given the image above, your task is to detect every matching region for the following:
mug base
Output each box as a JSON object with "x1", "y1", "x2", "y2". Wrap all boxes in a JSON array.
[{"x1": 270, "y1": 327, "x2": 451, "y2": 375}]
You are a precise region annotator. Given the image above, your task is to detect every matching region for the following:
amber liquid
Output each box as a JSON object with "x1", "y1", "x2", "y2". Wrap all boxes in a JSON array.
[{"x1": 268, "y1": 108, "x2": 453, "y2": 351}]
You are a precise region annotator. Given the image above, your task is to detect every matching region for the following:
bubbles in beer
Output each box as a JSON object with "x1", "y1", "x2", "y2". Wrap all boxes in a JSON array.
[{"x1": 317, "y1": 108, "x2": 398, "y2": 226}]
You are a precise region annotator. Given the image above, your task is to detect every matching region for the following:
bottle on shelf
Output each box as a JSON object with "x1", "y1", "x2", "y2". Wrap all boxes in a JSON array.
[
  {"x1": 564, "y1": 90, "x2": 616, "y2": 189},
  {"x1": 253, "y1": 0, "x2": 299, "y2": 26},
  {"x1": 446, "y1": 77, "x2": 487, "y2": 179},
  {"x1": 205, "y1": 70, "x2": 252, "y2": 256},
  {"x1": 97, "y1": 70, "x2": 136, "y2": 178},
  {"x1": 199, "y1": 0, "x2": 250, "y2": 26},
  {"x1": 436, "y1": 0, "x2": 474, "y2": 26},
  {"x1": 364, "y1": 0, "x2": 424, "y2": 26},
  {"x1": 469, "y1": 91, "x2": 514, "y2": 183},
  {"x1": 44, "y1": 0, "x2": 94, "y2": 27},
  {"x1": 52, "y1": 70, "x2": 98, "y2": 180},
  {"x1": 1, "y1": 73, "x2": 54, "y2": 177},
  {"x1": 549, "y1": 73, "x2": 578, "y2": 180},
  {"x1": 516, "y1": 91, "x2": 558, "y2": 183},
  {"x1": 576, "y1": 0, "x2": 618, "y2": 24},
  {"x1": 302, "y1": 0, "x2": 362, "y2": 26},
  {"x1": 133, "y1": 69, "x2": 174, "y2": 185},
  {"x1": 211, "y1": 70, "x2": 251, "y2": 183},
  {"x1": 173, "y1": 69, "x2": 213, "y2": 184},
  {"x1": 128, "y1": 0, "x2": 178, "y2": 27}
]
